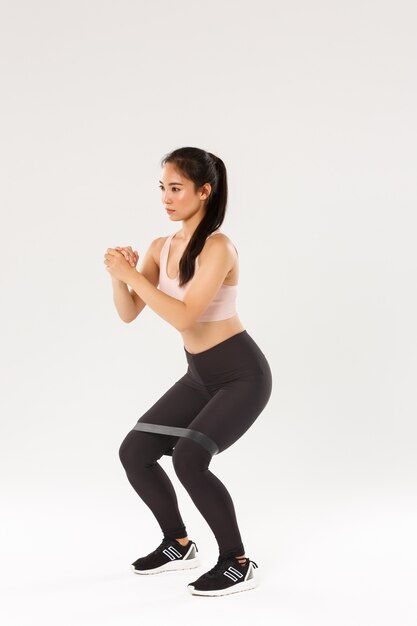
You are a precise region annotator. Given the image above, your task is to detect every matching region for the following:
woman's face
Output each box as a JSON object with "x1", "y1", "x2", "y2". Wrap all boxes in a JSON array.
[{"x1": 159, "y1": 162, "x2": 211, "y2": 222}]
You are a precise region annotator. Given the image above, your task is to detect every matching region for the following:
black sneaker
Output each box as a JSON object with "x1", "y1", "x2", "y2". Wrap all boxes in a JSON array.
[
  {"x1": 131, "y1": 537, "x2": 199, "y2": 575},
  {"x1": 187, "y1": 555, "x2": 258, "y2": 596}
]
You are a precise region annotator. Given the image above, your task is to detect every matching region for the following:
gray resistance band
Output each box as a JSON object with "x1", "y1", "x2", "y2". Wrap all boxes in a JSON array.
[{"x1": 133, "y1": 422, "x2": 219, "y2": 456}]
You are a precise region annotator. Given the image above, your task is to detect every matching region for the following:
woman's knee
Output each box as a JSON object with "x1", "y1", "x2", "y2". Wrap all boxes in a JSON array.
[
  {"x1": 172, "y1": 437, "x2": 211, "y2": 483},
  {"x1": 118, "y1": 429, "x2": 153, "y2": 471}
]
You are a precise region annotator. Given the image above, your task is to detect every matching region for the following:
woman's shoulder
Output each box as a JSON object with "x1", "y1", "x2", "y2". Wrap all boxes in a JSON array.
[
  {"x1": 154, "y1": 232, "x2": 175, "y2": 248},
  {"x1": 150, "y1": 234, "x2": 171, "y2": 267},
  {"x1": 152, "y1": 230, "x2": 237, "y2": 260},
  {"x1": 206, "y1": 231, "x2": 238, "y2": 256}
]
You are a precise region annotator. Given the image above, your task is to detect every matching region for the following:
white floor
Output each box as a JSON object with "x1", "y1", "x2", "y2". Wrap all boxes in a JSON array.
[{"x1": 2, "y1": 489, "x2": 416, "y2": 626}]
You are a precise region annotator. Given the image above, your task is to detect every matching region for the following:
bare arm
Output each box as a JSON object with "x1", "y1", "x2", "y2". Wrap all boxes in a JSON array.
[
  {"x1": 111, "y1": 277, "x2": 138, "y2": 323},
  {"x1": 111, "y1": 238, "x2": 161, "y2": 323}
]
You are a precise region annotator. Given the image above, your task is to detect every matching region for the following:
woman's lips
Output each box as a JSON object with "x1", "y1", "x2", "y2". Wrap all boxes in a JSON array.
[{"x1": 166, "y1": 209, "x2": 175, "y2": 213}]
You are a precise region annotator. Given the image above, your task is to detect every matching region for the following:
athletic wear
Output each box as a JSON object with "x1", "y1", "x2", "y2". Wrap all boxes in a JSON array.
[
  {"x1": 119, "y1": 330, "x2": 272, "y2": 560},
  {"x1": 131, "y1": 537, "x2": 200, "y2": 574},
  {"x1": 158, "y1": 229, "x2": 238, "y2": 322},
  {"x1": 187, "y1": 555, "x2": 258, "y2": 596}
]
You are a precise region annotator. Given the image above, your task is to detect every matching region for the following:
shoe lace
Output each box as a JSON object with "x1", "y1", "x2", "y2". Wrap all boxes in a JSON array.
[
  {"x1": 206, "y1": 555, "x2": 259, "y2": 578},
  {"x1": 155, "y1": 538, "x2": 176, "y2": 553}
]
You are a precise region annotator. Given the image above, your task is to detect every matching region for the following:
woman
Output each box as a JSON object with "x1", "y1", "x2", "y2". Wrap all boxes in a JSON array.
[{"x1": 104, "y1": 147, "x2": 273, "y2": 597}]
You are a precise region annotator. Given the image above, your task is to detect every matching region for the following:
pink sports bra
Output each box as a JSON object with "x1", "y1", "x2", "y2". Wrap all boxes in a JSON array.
[{"x1": 158, "y1": 229, "x2": 238, "y2": 323}]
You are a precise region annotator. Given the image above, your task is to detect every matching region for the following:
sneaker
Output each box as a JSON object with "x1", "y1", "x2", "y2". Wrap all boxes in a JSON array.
[
  {"x1": 131, "y1": 537, "x2": 200, "y2": 575},
  {"x1": 187, "y1": 555, "x2": 258, "y2": 596}
]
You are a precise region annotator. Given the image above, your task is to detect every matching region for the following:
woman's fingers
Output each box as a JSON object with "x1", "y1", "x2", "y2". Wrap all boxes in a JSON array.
[
  {"x1": 115, "y1": 246, "x2": 136, "y2": 266},
  {"x1": 109, "y1": 246, "x2": 139, "y2": 268},
  {"x1": 119, "y1": 249, "x2": 130, "y2": 262},
  {"x1": 115, "y1": 246, "x2": 128, "y2": 256},
  {"x1": 126, "y1": 247, "x2": 137, "y2": 266},
  {"x1": 126, "y1": 247, "x2": 135, "y2": 266}
]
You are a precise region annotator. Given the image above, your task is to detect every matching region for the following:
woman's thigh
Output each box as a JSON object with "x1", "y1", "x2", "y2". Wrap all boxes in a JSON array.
[
  {"x1": 135, "y1": 373, "x2": 212, "y2": 427},
  {"x1": 130, "y1": 373, "x2": 214, "y2": 455},
  {"x1": 185, "y1": 371, "x2": 272, "y2": 455}
]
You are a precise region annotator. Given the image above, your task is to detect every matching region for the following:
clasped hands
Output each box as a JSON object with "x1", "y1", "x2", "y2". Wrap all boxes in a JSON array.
[{"x1": 104, "y1": 245, "x2": 140, "y2": 284}]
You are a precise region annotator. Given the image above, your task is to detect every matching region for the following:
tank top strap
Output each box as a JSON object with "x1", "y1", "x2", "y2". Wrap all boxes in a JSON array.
[{"x1": 160, "y1": 233, "x2": 175, "y2": 278}]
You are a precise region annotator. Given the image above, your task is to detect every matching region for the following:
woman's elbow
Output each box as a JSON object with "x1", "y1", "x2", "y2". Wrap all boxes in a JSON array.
[{"x1": 177, "y1": 313, "x2": 198, "y2": 332}]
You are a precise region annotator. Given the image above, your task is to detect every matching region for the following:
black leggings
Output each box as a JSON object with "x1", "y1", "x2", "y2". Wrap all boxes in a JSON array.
[{"x1": 118, "y1": 329, "x2": 272, "y2": 560}]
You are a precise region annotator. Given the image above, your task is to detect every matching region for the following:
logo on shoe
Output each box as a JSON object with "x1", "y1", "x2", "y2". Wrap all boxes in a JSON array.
[
  {"x1": 163, "y1": 545, "x2": 183, "y2": 560},
  {"x1": 223, "y1": 566, "x2": 244, "y2": 581}
]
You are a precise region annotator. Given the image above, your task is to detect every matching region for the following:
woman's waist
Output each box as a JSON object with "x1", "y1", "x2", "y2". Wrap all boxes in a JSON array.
[
  {"x1": 181, "y1": 315, "x2": 245, "y2": 354},
  {"x1": 184, "y1": 329, "x2": 271, "y2": 383}
]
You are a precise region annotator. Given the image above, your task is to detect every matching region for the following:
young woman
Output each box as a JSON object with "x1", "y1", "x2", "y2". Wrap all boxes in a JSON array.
[{"x1": 104, "y1": 146, "x2": 273, "y2": 597}]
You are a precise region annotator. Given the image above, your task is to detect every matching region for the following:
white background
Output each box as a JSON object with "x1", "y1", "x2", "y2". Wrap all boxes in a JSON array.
[{"x1": 1, "y1": 1, "x2": 416, "y2": 624}]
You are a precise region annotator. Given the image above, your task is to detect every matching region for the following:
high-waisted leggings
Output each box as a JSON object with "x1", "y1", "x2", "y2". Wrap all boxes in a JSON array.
[{"x1": 118, "y1": 329, "x2": 273, "y2": 560}]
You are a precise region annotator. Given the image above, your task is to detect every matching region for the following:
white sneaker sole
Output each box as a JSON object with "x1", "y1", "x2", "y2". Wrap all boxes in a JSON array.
[
  {"x1": 132, "y1": 557, "x2": 200, "y2": 575},
  {"x1": 187, "y1": 577, "x2": 258, "y2": 596}
]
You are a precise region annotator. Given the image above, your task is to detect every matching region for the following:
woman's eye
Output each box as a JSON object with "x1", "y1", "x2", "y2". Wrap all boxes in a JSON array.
[{"x1": 159, "y1": 186, "x2": 179, "y2": 192}]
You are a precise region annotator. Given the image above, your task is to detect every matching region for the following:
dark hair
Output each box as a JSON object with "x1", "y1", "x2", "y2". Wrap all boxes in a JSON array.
[{"x1": 160, "y1": 146, "x2": 228, "y2": 287}]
